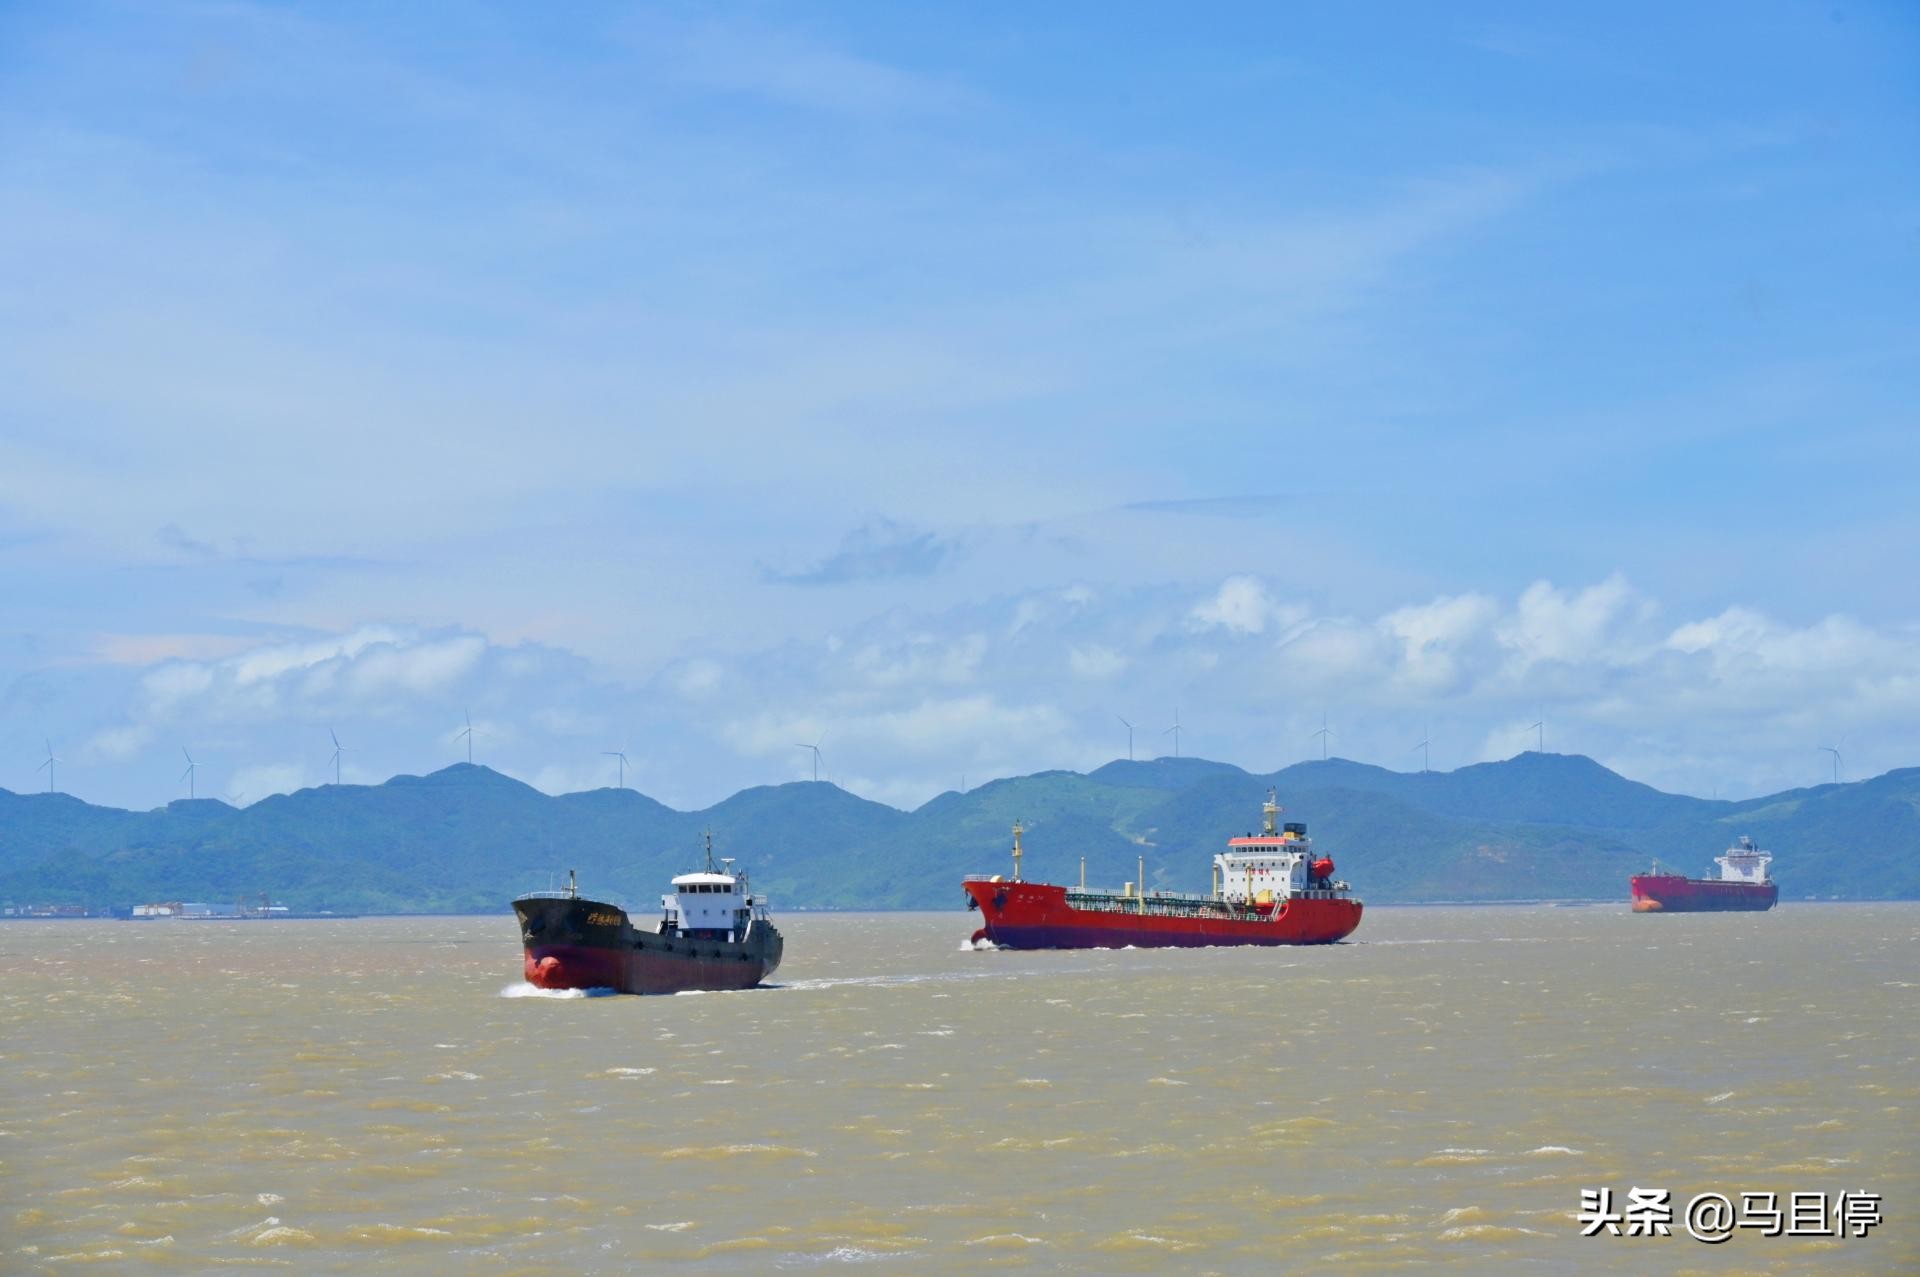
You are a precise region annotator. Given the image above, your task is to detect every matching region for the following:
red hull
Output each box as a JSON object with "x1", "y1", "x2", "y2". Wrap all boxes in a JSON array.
[
  {"x1": 1630, "y1": 874, "x2": 1777, "y2": 913},
  {"x1": 965, "y1": 880, "x2": 1361, "y2": 948},
  {"x1": 523, "y1": 942, "x2": 772, "y2": 994}
]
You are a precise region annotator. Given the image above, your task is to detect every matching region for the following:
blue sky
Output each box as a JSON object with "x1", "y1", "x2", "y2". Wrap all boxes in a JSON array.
[{"x1": 3, "y1": 1, "x2": 1917, "y2": 810}]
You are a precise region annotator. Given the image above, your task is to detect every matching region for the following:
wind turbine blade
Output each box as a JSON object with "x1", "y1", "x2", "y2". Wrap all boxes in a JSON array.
[{"x1": 331, "y1": 728, "x2": 341, "y2": 749}]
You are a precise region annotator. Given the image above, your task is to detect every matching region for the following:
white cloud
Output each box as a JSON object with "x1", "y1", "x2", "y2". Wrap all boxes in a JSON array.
[
  {"x1": 83, "y1": 723, "x2": 154, "y2": 762},
  {"x1": 1189, "y1": 576, "x2": 1288, "y2": 635},
  {"x1": 27, "y1": 576, "x2": 1920, "y2": 810},
  {"x1": 1498, "y1": 575, "x2": 1650, "y2": 667},
  {"x1": 1068, "y1": 644, "x2": 1127, "y2": 679},
  {"x1": 846, "y1": 633, "x2": 987, "y2": 688},
  {"x1": 727, "y1": 694, "x2": 1071, "y2": 769},
  {"x1": 229, "y1": 763, "x2": 312, "y2": 802},
  {"x1": 1379, "y1": 593, "x2": 1500, "y2": 694},
  {"x1": 666, "y1": 658, "x2": 725, "y2": 699},
  {"x1": 131, "y1": 627, "x2": 493, "y2": 725}
]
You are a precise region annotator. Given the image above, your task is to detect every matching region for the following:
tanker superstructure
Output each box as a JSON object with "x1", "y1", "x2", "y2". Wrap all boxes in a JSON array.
[
  {"x1": 963, "y1": 792, "x2": 1362, "y2": 948},
  {"x1": 513, "y1": 840, "x2": 783, "y2": 994},
  {"x1": 1630, "y1": 835, "x2": 1779, "y2": 913}
]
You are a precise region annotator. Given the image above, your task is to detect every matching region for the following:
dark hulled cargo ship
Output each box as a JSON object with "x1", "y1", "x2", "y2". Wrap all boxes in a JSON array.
[
  {"x1": 963, "y1": 792, "x2": 1361, "y2": 948},
  {"x1": 1631, "y1": 835, "x2": 1779, "y2": 913},
  {"x1": 513, "y1": 844, "x2": 782, "y2": 994}
]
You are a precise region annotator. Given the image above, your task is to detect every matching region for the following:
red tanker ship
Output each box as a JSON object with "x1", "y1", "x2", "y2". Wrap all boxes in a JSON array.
[
  {"x1": 963, "y1": 792, "x2": 1362, "y2": 948},
  {"x1": 1631, "y1": 835, "x2": 1779, "y2": 913}
]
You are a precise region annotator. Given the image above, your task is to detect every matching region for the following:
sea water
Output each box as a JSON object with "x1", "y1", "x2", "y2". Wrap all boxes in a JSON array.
[{"x1": 2, "y1": 905, "x2": 1914, "y2": 1273}]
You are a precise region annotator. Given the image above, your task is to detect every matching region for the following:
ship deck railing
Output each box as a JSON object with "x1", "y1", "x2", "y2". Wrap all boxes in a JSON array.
[
  {"x1": 966, "y1": 877, "x2": 1350, "y2": 915},
  {"x1": 1059, "y1": 889, "x2": 1350, "y2": 918}
]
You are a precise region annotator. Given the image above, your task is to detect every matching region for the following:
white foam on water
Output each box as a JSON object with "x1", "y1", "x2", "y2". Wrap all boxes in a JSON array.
[
  {"x1": 1706, "y1": 1090, "x2": 1735, "y2": 1104},
  {"x1": 1525, "y1": 1145, "x2": 1582, "y2": 1156},
  {"x1": 646, "y1": 1221, "x2": 694, "y2": 1232},
  {"x1": 500, "y1": 982, "x2": 617, "y2": 999},
  {"x1": 787, "y1": 1246, "x2": 900, "y2": 1265},
  {"x1": 603, "y1": 1067, "x2": 655, "y2": 1077},
  {"x1": 1362, "y1": 936, "x2": 1554, "y2": 946},
  {"x1": 777, "y1": 970, "x2": 1002, "y2": 992},
  {"x1": 256, "y1": 1193, "x2": 284, "y2": 1205}
]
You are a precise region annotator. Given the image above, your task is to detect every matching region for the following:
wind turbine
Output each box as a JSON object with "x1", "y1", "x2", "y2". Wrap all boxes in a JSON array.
[
  {"x1": 795, "y1": 734, "x2": 825, "y2": 783},
  {"x1": 180, "y1": 747, "x2": 198, "y2": 800},
  {"x1": 1818, "y1": 745, "x2": 1842, "y2": 785},
  {"x1": 1527, "y1": 708, "x2": 1545, "y2": 754},
  {"x1": 37, "y1": 739, "x2": 59, "y2": 794},
  {"x1": 1413, "y1": 722, "x2": 1431, "y2": 773},
  {"x1": 457, "y1": 709, "x2": 474, "y2": 765},
  {"x1": 329, "y1": 728, "x2": 345, "y2": 785},
  {"x1": 1118, "y1": 715, "x2": 1134, "y2": 762},
  {"x1": 1311, "y1": 713, "x2": 1334, "y2": 761},
  {"x1": 1162, "y1": 709, "x2": 1182, "y2": 758},
  {"x1": 602, "y1": 747, "x2": 629, "y2": 789}
]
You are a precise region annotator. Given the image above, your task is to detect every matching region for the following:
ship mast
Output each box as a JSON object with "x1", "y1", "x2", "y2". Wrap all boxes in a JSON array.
[
  {"x1": 1263, "y1": 788, "x2": 1280, "y2": 836},
  {"x1": 1011, "y1": 821, "x2": 1023, "y2": 882}
]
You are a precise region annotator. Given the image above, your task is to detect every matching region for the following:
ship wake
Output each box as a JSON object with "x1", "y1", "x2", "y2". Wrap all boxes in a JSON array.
[{"x1": 499, "y1": 982, "x2": 618, "y2": 999}]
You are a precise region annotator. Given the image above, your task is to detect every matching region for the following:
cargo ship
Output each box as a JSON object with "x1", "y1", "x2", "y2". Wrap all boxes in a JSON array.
[
  {"x1": 963, "y1": 792, "x2": 1362, "y2": 948},
  {"x1": 1630, "y1": 836, "x2": 1779, "y2": 912},
  {"x1": 513, "y1": 841, "x2": 783, "y2": 994}
]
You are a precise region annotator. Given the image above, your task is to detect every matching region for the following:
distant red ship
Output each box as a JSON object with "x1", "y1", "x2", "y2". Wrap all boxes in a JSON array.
[
  {"x1": 1631, "y1": 836, "x2": 1778, "y2": 913},
  {"x1": 963, "y1": 793, "x2": 1362, "y2": 948}
]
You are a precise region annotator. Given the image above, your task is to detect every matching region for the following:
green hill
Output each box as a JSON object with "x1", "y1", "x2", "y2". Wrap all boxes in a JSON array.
[{"x1": 2, "y1": 754, "x2": 1916, "y2": 913}]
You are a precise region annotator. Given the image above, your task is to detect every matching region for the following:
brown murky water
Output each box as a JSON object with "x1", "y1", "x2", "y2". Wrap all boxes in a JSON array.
[{"x1": 3, "y1": 905, "x2": 1915, "y2": 1273}]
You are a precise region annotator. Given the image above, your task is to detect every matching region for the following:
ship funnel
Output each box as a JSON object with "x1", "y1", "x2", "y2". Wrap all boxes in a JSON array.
[{"x1": 1263, "y1": 789, "x2": 1280, "y2": 836}]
